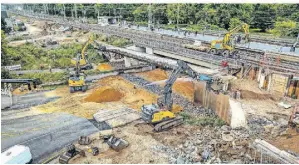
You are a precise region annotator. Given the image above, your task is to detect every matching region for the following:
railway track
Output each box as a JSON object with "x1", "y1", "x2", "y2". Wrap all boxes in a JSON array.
[{"x1": 10, "y1": 11, "x2": 299, "y2": 74}]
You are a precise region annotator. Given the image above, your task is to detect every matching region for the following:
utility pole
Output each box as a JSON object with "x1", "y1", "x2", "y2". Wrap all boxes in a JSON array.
[
  {"x1": 63, "y1": 4, "x2": 66, "y2": 20},
  {"x1": 75, "y1": 4, "x2": 77, "y2": 19},
  {"x1": 148, "y1": 3, "x2": 153, "y2": 28},
  {"x1": 176, "y1": 5, "x2": 180, "y2": 28}
]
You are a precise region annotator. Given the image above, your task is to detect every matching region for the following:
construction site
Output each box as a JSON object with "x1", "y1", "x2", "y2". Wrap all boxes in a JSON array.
[{"x1": 1, "y1": 3, "x2": 299, "y2": 164}]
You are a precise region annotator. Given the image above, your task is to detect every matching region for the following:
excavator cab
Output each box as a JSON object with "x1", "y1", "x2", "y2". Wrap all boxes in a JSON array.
[{"x1": 68, "y1": 53, "x2": 88, "y2": 93}]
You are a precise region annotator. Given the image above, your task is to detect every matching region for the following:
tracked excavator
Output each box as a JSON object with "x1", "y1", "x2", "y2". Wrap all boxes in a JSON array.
[
  {"x1": 71, "y1": 35, "x2": 95, "y2": 70},
  {"x1": 68, "y1": 53, "x2": 87, "y2": 93},
  {"x1": 210, "y1": 23, "x2": 250, "y2": 57},
  {"x1": 141, "y1": 60, "x2": 212, "y2": 132}
]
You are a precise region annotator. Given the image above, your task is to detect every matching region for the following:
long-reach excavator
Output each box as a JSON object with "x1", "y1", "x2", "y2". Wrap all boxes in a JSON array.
[
  {"x1": 210, "y1": 23, "x2": 250, "y2": 57},
  {"x1": 141, "y1": 60, "x2": 213, "y2": 132},
  {"x1": 71, "y1": 35, "x2": 95, "y2": 70}
]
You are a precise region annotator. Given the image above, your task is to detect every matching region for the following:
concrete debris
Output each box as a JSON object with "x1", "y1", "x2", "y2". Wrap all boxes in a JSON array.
[
  {"x1": 152, "y1": 126, "x2": 254, "y2": 164},
  {"x1": 278, "y1": 101, "x2": 292, "y2": 109},
  {"x1": 252, "y1": 139, "x2": 299, "y2": 164}
]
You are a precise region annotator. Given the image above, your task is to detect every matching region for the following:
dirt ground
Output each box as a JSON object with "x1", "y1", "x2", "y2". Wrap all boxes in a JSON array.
[
  {"x1": 136, "y1": 69, "x2": 195, "y2": 102},
  {"x1": 230, "y1": 79, "x2": 269, "y2": 94},
  {"x1": 269, "y1": 129, "x2": 299, "y2": 154},
  {"x1": 97, "y1": 63, "x2": 113, "y2": 71},
  {"x1": 67, "y1": 121, "x2": 198, "y2": 164},
  {"x1": 34, "y1": 76, "x2": 159, "y2": 119}
]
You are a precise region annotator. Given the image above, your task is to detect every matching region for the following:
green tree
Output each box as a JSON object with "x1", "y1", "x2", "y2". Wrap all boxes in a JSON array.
[
  {"x1": 270, "y1": 20, "x2": 297, "y2": 37},
  {"x1": 132, "y1": 4, "x2": 148, "y2": 22},
  {"x1": 252, "y1": 4, "x2": 277, "y2": 32},
  {"x1": 229, "y1": 18, "x2": 242, "y2": 30}
]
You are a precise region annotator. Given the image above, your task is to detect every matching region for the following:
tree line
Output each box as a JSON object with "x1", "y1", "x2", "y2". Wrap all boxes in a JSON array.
[{"x1": 13, "y1": 4, "x2": 299, "y2": 37}]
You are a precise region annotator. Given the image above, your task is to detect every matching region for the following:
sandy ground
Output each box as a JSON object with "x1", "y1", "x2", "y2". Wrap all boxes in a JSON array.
[
  {"x1": 136, "y1": 69, "x2": 195, "y2": 102},
  {"x1": 69, "y1": 121, "x2": 171, "y2": 164},
  {"x1": 8, "y1": 20, "x2": 90, "y2": 47},
  {"x1": 34, "y1": 76, "x2": 159, "y2": 119},
  {"x1": 61, "y1": 120, "x2": 198, "y2": 164},
  {"x1": 268, "y1": 128, "x2": 299, "y2": 154}
]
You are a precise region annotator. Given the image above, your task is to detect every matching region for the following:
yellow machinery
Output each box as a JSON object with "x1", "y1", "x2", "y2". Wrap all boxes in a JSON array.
[
  {"x1": 68, "y1": 54, "x2": 87, "y2": 93},
  {"x1": 210, "y1": 23, "x2": 249, "y2": 57},
  {"x1": 71, "y1": 35, "x2": 95, "y2": 70},
  {"x1": 141, "y1": 60, "x2": 213, "y2": 132}
]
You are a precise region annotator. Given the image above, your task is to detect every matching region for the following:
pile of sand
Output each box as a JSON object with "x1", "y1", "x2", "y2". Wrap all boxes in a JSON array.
[
  {"x1": 84, "y1": 86, "x2": 123, "y2": 103},
  {"x1": 137, "y1": 69, "x2": 195, "y2": 102},
  {"x1": 98, "y1": 76, "x2": 159, "y2": 111},
  {"x1": 136, "y1": 69, "x2": 168, "y2": 82},
  {"x1": 97, "y1": 63, "x2": 113, "y2": 72},
  {"x1": 241, "y1": 90, "x2": 272, "y2": 100}
]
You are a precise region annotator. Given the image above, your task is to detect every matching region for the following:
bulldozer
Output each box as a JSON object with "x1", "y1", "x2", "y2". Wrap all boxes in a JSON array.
[
  {"x1": 68, "y1": 53, "x2": 88, "y2": 93},
  {"x1": 141, "y1": 60, "x2": 213, "y2": 132},
  {"x1": 210, "y1": 23, "x2": 250, "y2": 57}
]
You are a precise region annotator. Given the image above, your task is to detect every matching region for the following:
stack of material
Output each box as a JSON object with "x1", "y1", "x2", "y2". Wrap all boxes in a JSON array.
[
  {"x1": 93, "y1": 108, "x2": 140, "y2": 128},
  {"x1": 252, "y1": 139, "x2": 299, "y2": 164}
]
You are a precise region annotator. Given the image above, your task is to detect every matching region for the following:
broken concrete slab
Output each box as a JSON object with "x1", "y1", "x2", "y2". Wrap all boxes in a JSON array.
[{"x1": 93, "y1": 108, "x2": 140, "y2": 128}]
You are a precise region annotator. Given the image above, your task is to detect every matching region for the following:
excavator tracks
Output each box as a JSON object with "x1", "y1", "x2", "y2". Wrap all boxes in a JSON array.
[{"x1": 153, "y1": 116, "x2": 184, "y2": 132}]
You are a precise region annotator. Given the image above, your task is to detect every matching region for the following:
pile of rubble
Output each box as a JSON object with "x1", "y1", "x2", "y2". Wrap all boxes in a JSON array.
[
  {"x1": 247, "y1": 114, "x2": 289, "y2": 138},
  {"x1": 152, "y1": 125, "x2": 255, "y2": 164},
  {"x1": 121, "y1": 73, "x2": 216, "y2": 117}
]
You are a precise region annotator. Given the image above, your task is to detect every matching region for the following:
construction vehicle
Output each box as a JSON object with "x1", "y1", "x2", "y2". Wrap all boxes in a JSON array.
[
  {"x1": 68, "y1": 53, "x2": 88, "y2": 93},
  {"x1": 141, "y1": 60, "x2": 213, "y2": 132},
  {"x1": 59, "y1": 144, "x2": 84, "y2": 164},
  {"x1": 210, "y1": 23, "x2": 250, "y2": 57},
  {"x1": 71, "y1": 35, "x2": 95, "y2": 70}
]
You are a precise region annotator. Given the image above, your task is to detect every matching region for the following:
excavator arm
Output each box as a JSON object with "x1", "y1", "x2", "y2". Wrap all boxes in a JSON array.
[
  {"x1": 81, "y1": 34, "x2": 95, "y2": 61},
  {"x1": 223, "y1": 23, "x2": 249, "y2": 46},
  {"x1": 161, "y1": 60, "x2": 208, "y2": 111}
]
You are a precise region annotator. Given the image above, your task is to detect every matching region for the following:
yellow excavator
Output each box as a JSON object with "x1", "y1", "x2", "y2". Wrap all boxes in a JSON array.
[
  {"x1": 210, "y1": 23, "x2": 250, "y2": 57},
  {"x1": 68, "y1": 53, "x2": 87, "y2": 93},
  {"x1": 141, "y1": 60, "x2": 213, "y2": 132},
  {"x1": 71, "y1": 35, "x2": 95, "y2": 70}
]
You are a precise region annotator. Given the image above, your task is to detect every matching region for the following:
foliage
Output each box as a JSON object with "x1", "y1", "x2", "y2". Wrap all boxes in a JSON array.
[
  {"x1": 252, "y1": 4, "x2": 277, "y2": 32},
  {"x1": 1, "y1": 69, "x2": 12, "y2": 79},
  {"x1": 10, "y1": 72, "x2": 68, "y2": 83},
  {"x1": 269, "y1": 20, "x2": 297, "y2": 37},
  {"x1": 229, "y1": 18, "x2": 242, "y2": 31},
  {"x1": 96, "y1": 34, "x2": 132, "y2": 48},
  {"x1": 179, "y1": 112, "x2": 226, "y2": 127},
  {"x1": 10, "y1": 36, "x2": 25, "y2": 41}
]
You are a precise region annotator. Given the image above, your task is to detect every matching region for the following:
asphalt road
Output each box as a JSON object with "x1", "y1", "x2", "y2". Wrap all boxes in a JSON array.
[
  {"x1": 1, "y1": 112, "x2": 98, "y2": 163},
  {"x1": 1, "y1": 90, "x2": 99, "y2": 163}
]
